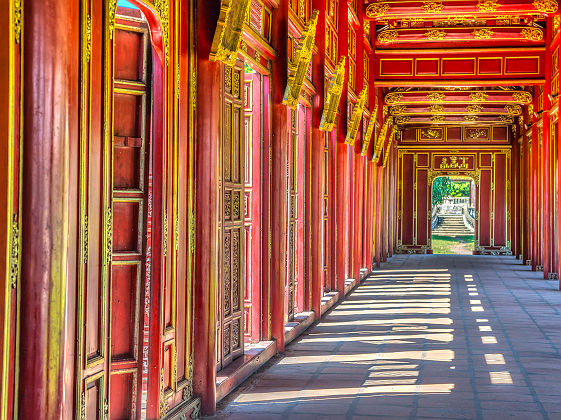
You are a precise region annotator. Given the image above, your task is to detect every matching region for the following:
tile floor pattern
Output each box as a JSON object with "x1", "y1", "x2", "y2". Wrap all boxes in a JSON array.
[{"x1": 216, "y1": 255, "x2": 561, "y2": 420}]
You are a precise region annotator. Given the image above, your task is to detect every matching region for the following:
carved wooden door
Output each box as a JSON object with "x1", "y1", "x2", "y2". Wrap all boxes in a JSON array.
[
  {"x1": 286, "y1": 110, "x2": 298, "y2": 321},
  {"x1": 243, "y1": 69, "x2": 262, "y2": 342},
  {"x1": 219, "y1": 63, "x2": 245, "y2": 369},
  {"x1": 108, "y1": 22, "x2": 151, "y2": 419}
]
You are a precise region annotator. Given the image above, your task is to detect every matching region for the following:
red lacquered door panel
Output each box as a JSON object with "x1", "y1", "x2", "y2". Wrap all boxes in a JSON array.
[
  {"x1": 219, "y1": 63, "x2": 245, "y2": 370},
  {"x1": 109, "y1": 22, "x2": 150, "y2": 419}
]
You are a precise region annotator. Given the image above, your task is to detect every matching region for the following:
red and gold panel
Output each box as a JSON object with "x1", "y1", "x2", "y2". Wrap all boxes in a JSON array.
[
  {"x1": 396, "y1": 148, "x2": 512, "y2": 255},
  {"x1": 399, "y1": 125, "x2": 511, "y2": 144},
  {"x1": 365, "y1": 1, "x2": 559, "y2": 20},
  {"x1": 375, "y1": 49, "x2": 545, "y2": 82}
]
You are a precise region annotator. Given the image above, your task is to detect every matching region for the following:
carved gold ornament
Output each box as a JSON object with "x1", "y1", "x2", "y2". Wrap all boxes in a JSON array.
[
  {"x1": 512, "y1": 91, "x2": 532, "y2": 104},
  {"x1": 425, "y1": 29, "x2": 447, "y2": 40},
  {"x1": 467, "y1": 104, "x2": 483, "y2": 113},
  {"x1": 345, "y1": 87, "x2": 368, "y2": 145},
  {"x1": 532, "y1": 0, "x2": 558, "y2": 13},
  {"x1": 520, "y1": 27, "x2": 543, "y2": 41},
  {"x1": 320, "y1": 57, "x2": 347, "y2": 132},
  {"x1": 378, "y1": 30, "x2": 399, "y2": 43},
  {"x1": 477, "y1": 0, "x2": 500, "y2": 12},
  {"x1": 373, "y1": 117, "x2": 391, "y2": 163},
  {"x1": 555, "y1": 16, "x2": 560, "y2": 32},
  {"x1": 395, "y1": 116, "x2": 411, "y2": 124},
  {"x1": 385, "y1": 92, "x2": 403, "y2": 104},
  {"x1": 464, "y1": 115, "x2": 478, "y2": 121},
  {"x1": 470, "y1": 92, "x2": 488, "y2": 102},
  {"x1": 210, "y1": 0, "x2": 252, "y2": 67},
  {"x1": 421, "y1": 1, "x2": 444, "y2": 13},
  {"x1": 390, "y1": 105, "x2": 407, "y2": 115},
  {"x1": 428, "y1": 104, "x2": 444, "y2": 113},
  {"x1": 427, "y1": 92, "x2": 446, "y2": 102},
  {"x1": 283, "y1": 10, "x2": 319, "y2": 109},
  {"x1": 500, "y1": 115, "x2": 514, "y2": 123},
  {"x1": 505, "y1": 104, "x2": 522, "y2": 115},
  {"x1": 468, "y1": 129, "x2": 487, "y2": 139},
  {"x1": 528, "y1": 104, "x2": 534, "y2": 118},
  {"x1": 421, "y1": 129, "x2": 440, "y2": 139},
  {"x1": 383, "y1": 127, "x2": 397, "y2": 168},
  {"x1": 472, "y1": 28, "x2": 494, "y2": 39},
  {"x1": 366, "y1": 3, "x2": 391, "y2": 18},
  {"x1": 431, "y1": 115, "x2": 445, "y2": 122},
  {"x1": 362, "y1": 109, "x2": 378, "y2": 156}
]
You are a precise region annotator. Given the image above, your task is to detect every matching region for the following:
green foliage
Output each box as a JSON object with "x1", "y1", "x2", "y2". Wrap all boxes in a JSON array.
[
  {"x1": 449, "y1": 181, "x2": 470, "y2": 197},
  {"x1": 432, "y1": 177, "x2": 451, "y2": 206},
  {"x1": 432, "y1": 177, "x2": 470, "y2": 205}
]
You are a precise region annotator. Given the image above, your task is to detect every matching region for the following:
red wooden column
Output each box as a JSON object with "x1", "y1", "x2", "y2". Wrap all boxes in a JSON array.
[
  {"x1": 512, "y1": 138, "x2": 521, "y2": 260},
  {"x1": 310, "y1": 0, "x2": 326, "y2": 316},
  {"x1": 352, "y1": 6, "x2": 365, "y2": 280},
  {"x1": 522, "y1": 109, "x2": 531, "y2": 265},
  {"x1": 541, "y1": 19, "x2": 553, "y2": 279},
  {"x1": 375, "y1": 164, "x2": 384, "y2": 266},
  {"x1": 19, "y1": 0, "x2": 79, "y2": 418},
  {"x1": 270, "y1": 2, "x2": 289, "y2": 352},
  {"x1": 192, "y1": 0, "x2": 221, "y2": 415},
  {"x1": 531, "y1": 92, "x2": 539, "y2": 271},
  {"x1": 334, "y1": 0, "x2": 349, "y2": 296}
]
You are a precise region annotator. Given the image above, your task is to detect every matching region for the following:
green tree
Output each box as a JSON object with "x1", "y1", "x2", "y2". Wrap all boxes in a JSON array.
[
  {"x1": 432, "y1": 177, "x2": 452, "y2": 206},
  {"x1": 450, "y1": 181, "x2": 470, "y2": 197}
]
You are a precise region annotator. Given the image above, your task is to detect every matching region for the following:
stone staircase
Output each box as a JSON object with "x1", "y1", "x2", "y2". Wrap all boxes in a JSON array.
[{"x1": 433, "y1": 214, "x2": 474, "y2": 237}]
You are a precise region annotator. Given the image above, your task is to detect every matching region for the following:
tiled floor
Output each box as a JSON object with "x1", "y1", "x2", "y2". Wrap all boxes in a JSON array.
[{"x1": 216, "y1": 255, "x2": 561, "y2": 420}]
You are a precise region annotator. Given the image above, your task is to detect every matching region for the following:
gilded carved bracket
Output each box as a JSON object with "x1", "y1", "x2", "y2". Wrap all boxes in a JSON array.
[
  {"x1": 210, "y1": 0, "x2": 252, "y2": 67},
  {"x1": 373, "y1": 112, "x2": 391, "y2": 164},
  {"x1": 283, "y1": 10, "x2": 319, "y2": 109},
  {"x1": 320, "y1": 57, "x2": 346, "y2": 132},
  {"x1": 361, "y1": 105, "x2": 379, "y2": 156},
  {"x1": 382, "y1": 126, "x2": 397, "y2": 168},
  {"x1": 345, "y1": 87, "x2": 368, "y2": 145}
]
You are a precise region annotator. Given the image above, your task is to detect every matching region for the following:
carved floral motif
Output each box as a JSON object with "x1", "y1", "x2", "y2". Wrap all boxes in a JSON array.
[
  {"x1": 472, "y1": 28, "x2": 494, "y2": 39},
  {"x1": 425, "y1": 29, "x2": 446, "y2": 40},
  {"x1": 470, "y1": 92, "x2": 488, "y2": 102},
  {"x1": 520, "y1": 27, "x2": 543, "y2": 41},
  {"x1": 512, "y1": 91, "x2": 532, "y2": 103},
  {"x1": 532, "y1": 0, "x2": 558, "y2": 12},
  {"x1": 366, "y1": 3, "x2": 390, "y2": 18},
  {"x1": 378, "y1": 29, "x2": 398, "y2": 43},
  {"x1": 421, "y1": 1, "x2": 444, "y2": 13},
  {"x1": 427, "y1": 92, "x2": 445, "y2": 102}
]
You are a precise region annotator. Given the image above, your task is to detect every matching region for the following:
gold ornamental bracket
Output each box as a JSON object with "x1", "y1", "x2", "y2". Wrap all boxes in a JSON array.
[
  {"x1": 361, "y1": 105, "x2": 379, "y2": 156},
  {"x1": 283, "y1": 10, "x2": 319, "y2": 109},
  {"x1": 382, "y1": 126, "x2": 397, "y2": 168},
  {"x1": 210, "y1": 0, "x2": 252, "y2": 67},
  {"x1": 345, "y1": 87, "x2": 368, "y2": 146},
  {"x1": 320, "y1": 57, "x2": 347, "y2": 132},
  {"x1": 373, "y1": 116, "x2": 392, "y2": 164}
]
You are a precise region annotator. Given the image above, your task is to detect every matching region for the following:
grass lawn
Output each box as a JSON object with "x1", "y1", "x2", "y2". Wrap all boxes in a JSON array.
[{"x1": 432, "y1": 235, "x2": 475, "y2": 255}]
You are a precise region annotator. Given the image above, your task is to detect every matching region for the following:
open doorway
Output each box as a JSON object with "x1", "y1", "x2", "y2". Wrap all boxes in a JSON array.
[{"x1": 431, "y1": 176, "x2": 476, "y2": 254}]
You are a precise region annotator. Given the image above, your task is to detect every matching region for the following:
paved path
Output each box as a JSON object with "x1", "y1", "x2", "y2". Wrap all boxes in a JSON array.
[{"x1": 216, "y1": 255, "x2": 561, "y2": 420}]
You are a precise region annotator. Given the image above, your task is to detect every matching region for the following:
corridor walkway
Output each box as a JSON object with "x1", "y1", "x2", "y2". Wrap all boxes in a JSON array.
[{"x1": 216, "y1": 255, "x2": 561, "y2": 420}]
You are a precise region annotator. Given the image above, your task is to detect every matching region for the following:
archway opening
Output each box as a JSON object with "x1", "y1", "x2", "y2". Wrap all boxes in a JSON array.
[{"x1": 431, "y1": 176, "x2": 476, "y2": 255}]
